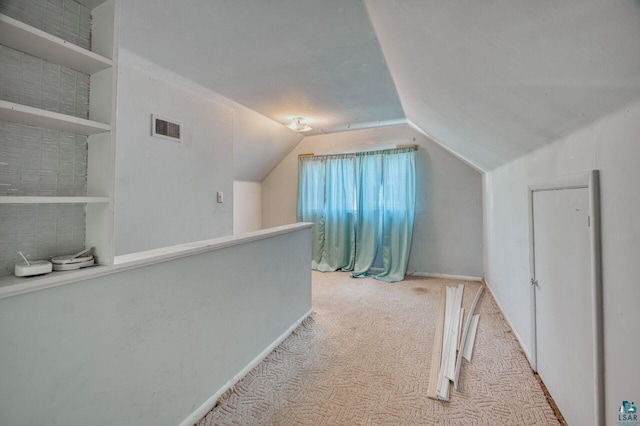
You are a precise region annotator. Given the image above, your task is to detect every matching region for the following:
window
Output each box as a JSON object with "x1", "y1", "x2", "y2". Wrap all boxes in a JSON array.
[{"x1": 297, "y1": 147, "x2": 416, "y2": 282}]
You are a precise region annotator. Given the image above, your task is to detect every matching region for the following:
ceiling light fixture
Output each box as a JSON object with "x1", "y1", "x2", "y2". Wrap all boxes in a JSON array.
[{"x1": 288, "y1": 117, "x2": 312, "y2": 132}]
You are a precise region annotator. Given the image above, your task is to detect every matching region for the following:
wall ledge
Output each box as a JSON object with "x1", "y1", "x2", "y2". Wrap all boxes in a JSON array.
[
  {"x1": 0, "y1": 222, "x2": 313, "y2": 300},
  {"x1": 410, "y1": 271, "x2": 483, "y2": 281}
]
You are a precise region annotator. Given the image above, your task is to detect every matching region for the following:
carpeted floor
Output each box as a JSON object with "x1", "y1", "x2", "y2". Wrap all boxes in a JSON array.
[{"x1": 197, "y1": 271, "x2": 559, "y2": 425}]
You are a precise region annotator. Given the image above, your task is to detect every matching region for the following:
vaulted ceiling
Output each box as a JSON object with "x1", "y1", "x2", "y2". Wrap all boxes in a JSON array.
[
  {"x1": 117, "y1": 0, "x2": 404, "y2": 136},
  {"x1": 365, "y1": 0, "x2": 640, "y2": 171},
  {"x1": 118, "y1": 0, "x2": 640, "y2": 177}
]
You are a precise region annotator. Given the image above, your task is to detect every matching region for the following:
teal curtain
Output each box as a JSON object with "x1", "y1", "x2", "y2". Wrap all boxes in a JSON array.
[
  {"x1": 316, "y1": 155, "x2": 356, "y2": 272},
  {"x1": 298, "y1": 147, "x2": 415, "y2": 282},
  {"x1": 297, "y1": 158, "x2": 325, "y2": 269},
  {"x1": 351, "y1": 152, "x2": 382, "y2": 277},
  {"x1": 376, "y1": 149, "x2": 416, "y2": 282}
]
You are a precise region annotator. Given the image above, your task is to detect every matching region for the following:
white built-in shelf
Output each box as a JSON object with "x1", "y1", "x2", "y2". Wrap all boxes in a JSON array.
[
  {"x1": 0, "y1": 13, "x2": 113, "y2": 75},
  {"x1": 0, "y1": 196, "x2": 110, "y2": 204},
  {"x1": 0, "y1": 100, "x2": 111, "y2": 135}
]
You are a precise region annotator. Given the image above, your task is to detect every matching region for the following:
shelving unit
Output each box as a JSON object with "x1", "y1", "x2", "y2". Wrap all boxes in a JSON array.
[
  {"x1": 0, "y1": 0, "x2": 118, "y2": 272},
  {"x1": 0, "y1": 100, "x2": 111, "y2": 135},
  {"x1": 0, "y1": 197, "x2": 110, "y2": 204},
  {"x1": 0, "y1": 13, "x2": 113, "y2": 75}
]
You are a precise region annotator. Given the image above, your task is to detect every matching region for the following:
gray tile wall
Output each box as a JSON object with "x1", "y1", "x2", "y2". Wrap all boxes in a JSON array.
[
  {"x1": 0, "y1": 204, "x2": 86, "y2": 276},
  {"x1": 0, "y1": 0, "x2": 92, "y2": 50},
  {"x1": 0, "y1": 0, "x2": 92, "y2": 276},
  {"x1": 0, "y1": 121, "x2": 88, "y2": 196},
  {"x1": 0, "y1": 46, "x2": 91, "y2": 119}
]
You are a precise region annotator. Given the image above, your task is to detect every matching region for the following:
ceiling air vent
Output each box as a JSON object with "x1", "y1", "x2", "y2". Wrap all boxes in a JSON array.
[{"x1": 151, "y1": 114, "x2": 182, "y2": 142}]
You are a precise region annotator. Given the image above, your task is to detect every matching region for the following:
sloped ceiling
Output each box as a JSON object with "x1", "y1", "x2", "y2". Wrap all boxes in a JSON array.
[
  {"x1": 365, "y1": 0, "x2": 640, "y2": 170},
  {"x1": 117, "y1": 0, "x2": 404, "y2": 136},
  {"x1": 117, "y1": 0, "x2": 640, "y2": 177},
  {"x1": 232, "y1": 104, "x2": 304, "y2": 182}
]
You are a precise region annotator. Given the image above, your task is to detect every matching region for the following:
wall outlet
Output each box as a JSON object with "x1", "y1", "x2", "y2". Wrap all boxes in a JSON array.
[{"x1": 217, "y1": 192, "x2": 223, "y2": 203}]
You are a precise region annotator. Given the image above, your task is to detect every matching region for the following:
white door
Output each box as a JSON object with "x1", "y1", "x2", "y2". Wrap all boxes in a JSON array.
[{"x1": 533, "y1": 187, "x2": 595, "y2": 425}]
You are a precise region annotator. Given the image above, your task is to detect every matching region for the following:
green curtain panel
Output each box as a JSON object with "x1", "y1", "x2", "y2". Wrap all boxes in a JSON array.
[
  {"x1": 297, "y1": 158, "x2": 325, "y2": 269},
  {"x1": 351, "y1": 151, "x2": 383, "y2": 277},
  {"x1": 298, "y1": 147, "x2": 415, "y2": 282},
  {"x1": 316, "y1": 155, "x2": 356, "y2": 272},
  {"x1": 375, "y1": 149, "x2": 416, "y2": 282}
]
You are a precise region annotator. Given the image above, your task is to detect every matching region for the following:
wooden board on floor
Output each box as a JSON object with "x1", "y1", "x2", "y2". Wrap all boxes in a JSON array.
[
  {"x1": 454, "y1": 286, "x2": 484, "y2": 390},
  {"x1": 427, "y1": 286, "x2": 446, "y2": 400},
  {"x1": 463, "y1": 314, "x2": 480, "y2": 362},
  {"x1": 444, "y1": 285, "x2": 464, "y2": 382}
]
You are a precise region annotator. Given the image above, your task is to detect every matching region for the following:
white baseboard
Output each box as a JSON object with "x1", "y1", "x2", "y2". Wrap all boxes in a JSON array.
[
  {"x1": 409, "y1": 271, "x2": 483, "y2": 282},
  {"x1": 482, "y1": 279, "x2": 532, "y2": 364},
  {"x1": 179, "y1": 309, "x2": 314, "y2": 426}
]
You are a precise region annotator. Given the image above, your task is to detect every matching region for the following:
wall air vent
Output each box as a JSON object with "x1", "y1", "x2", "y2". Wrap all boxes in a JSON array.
[{"x1": 151, "y1": 114, "x2": 182, "y2": 142}]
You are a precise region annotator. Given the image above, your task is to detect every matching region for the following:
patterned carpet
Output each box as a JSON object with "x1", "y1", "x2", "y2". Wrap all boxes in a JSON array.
[{"x1": 197, "y1": 271, "x2": 559, "y2": 425}]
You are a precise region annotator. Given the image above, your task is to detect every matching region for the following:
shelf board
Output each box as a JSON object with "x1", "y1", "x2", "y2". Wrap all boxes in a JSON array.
[
  {"x1": 0, "y1": 196, "x2": 110, "y2": 204},
  {"x1": 0, "y1": 100, "x2": 111, "y2": 135},
  {"x1": 0, "y1": 13, "x2": 113, "y2": 75},
  {"x1": 75, "y1": 0, "x2": 111, "y2": 11}
]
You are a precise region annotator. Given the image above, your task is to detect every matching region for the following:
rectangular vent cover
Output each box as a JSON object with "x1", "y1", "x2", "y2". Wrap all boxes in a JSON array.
[{"x1": 151, "y1": 114, "x2": 182, "y2": 142}]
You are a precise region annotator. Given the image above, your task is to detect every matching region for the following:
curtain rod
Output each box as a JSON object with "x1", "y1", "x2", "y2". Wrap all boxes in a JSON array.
[{"x1": 298, "y1": 144, "x2": 418, "y2": 158}]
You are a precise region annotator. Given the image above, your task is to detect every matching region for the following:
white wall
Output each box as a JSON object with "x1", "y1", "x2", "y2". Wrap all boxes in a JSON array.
[
  {"x1": 262, "y1": 125, "x2": 484, "y2": 278},
  {"x1": 232, "y1": 109, "x2": 303, "y2": 182},
  {"x1": 484, "y1": 99, "x2": 640, "y2": 423},
  {"x1": 114, "y1": 50, "x2": 234, "y2": 255},
  {"x1": 233, "y1": 181, "x2": 262, "y2": 234},
  {"x1": 117, "y1": 0, "x2": 303, "y2": 187},
  {"x1": 0, "y1": 227, "x2": 312, "y2": 426},
  {"x1": 112, "y1": 50, "x2": 302, "y2": 255}
]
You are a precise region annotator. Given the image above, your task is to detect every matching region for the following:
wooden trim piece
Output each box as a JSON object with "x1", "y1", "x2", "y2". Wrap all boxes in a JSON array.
[
  {"x1": 298, "y1": 153, "x2": 314, "y2": 157},
  {"x1": 438, "y1": 284, "x2": 464, "y2": 400},
  {"x1": 528, "y1": 171, "x2": 591, "y2": 192},
  {"x1": 528, "y1": 184, "x2": 538, "y2": 371},
  {"x1": 436, "y1": 286, "x2": 454, "y2": 400},
  {"x1": 445, "y1": 285, "x2": 464, "y2": 381},
  {"x1": 453, "y1": 286, "x2": 484, "y2": 390},
  {"x1": 589, "y1": 171, "x2": 604, "y2": 426},
  {"x1": 462, "y1": 315, "x2": 479, "y2": 362},
  {"x1": 427, "y1": 286, "x2": 447, "y2": 400},
  {"x1": 397, "y1": 144, "x2": 418, "y2": 150},
  {"x1": 457, "y1": 308, "x2": 464, "y2": 350}
]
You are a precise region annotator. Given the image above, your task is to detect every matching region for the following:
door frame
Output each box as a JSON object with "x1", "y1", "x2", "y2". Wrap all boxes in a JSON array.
[{"x1": 528, "y1": 170, "x2": 603, "y2": 425}]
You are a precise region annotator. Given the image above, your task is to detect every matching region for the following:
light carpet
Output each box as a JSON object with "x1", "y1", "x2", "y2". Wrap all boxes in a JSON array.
[{"x1": 197, "y1": 271, "x2": 559, "y2": 425}]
